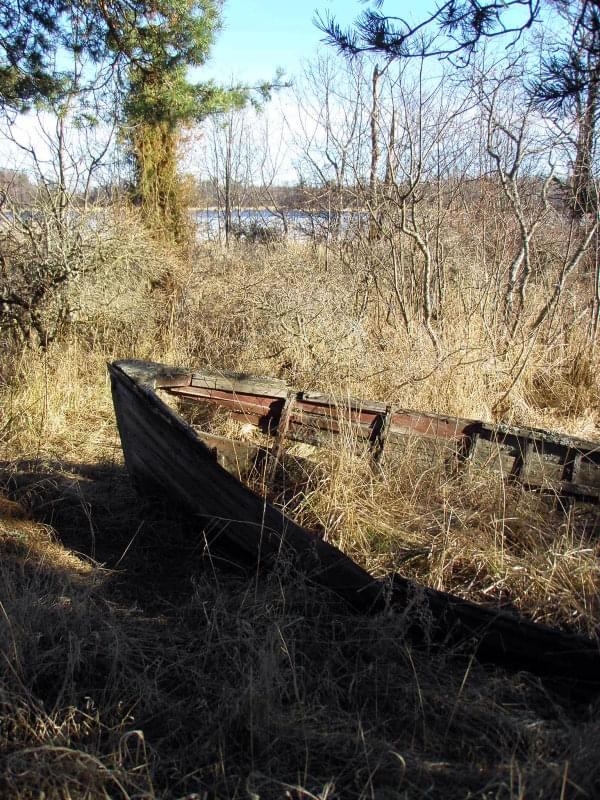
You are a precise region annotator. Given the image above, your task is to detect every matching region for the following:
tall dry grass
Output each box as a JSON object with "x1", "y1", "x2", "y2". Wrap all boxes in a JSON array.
[{"x1": 1, "y1": 204, "x2": 600, "y2": 797}]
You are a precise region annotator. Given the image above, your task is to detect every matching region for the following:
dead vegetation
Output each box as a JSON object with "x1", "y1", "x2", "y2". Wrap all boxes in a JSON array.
[
  {"x1": 2, "y1": 479, "x2": 600, "y2": 800},
  {"x1": 1, "y1": 203, "x2": 600, "y2": 797}
]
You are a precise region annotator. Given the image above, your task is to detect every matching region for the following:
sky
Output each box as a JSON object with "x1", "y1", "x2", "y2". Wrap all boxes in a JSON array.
[
  {"x1": 1, "y1": 1, "x2": 552, "y2": 183},
  {"x1": 201, "y1": 0, "x2": 366, "y2": 86},
  {"x1": 200, "y1": 0, "x2": 544, "y2": 85}
]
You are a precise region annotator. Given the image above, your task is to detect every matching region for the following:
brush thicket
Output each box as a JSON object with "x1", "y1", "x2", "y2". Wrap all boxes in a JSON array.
[{"x1": 1, "y1": 209, "x2": 600, "y2": 798}]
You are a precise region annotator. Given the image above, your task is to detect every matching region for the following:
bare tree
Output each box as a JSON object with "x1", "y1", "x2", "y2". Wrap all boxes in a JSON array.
[
  {"x1": 0, "y1": 96, "x2": 117, "y2": 347},
  {"x1": 479, "y1": 72, "x2": 556, "y2": 333},
  {"x1": 291, "y1": 55, "x2": 368, "y2": 258},
  {"x1": 197, "y1": 107, "x2": 257, "y2": 246}
]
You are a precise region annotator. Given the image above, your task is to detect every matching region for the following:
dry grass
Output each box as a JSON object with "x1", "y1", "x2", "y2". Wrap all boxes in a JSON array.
[
  {"x1": 2, "y1": 487, "x2": 600, "y2": 800},
  {"x1": 1, "y1": 213, "x2": 600, "y2": 797}
]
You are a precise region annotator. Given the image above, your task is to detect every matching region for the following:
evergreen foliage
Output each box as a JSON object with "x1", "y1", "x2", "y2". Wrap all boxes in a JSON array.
[
  {"x1": 0, "y1": 0, "x2": 264, "y2": 242},
  {"x1": 318, "y1": 0, "x2": 541, "y2": 61},
  {"x1": 121, "y1": 1, "x2": 251, "y2": 242}
]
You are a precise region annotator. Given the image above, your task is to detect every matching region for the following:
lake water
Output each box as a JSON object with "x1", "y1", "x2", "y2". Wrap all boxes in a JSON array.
[
  {"x1": 1, "y1": 207, "x2": 367, "y2": 242},
  {"x1": 193, "y1": 209, "x2": 367, "y2": 241}
]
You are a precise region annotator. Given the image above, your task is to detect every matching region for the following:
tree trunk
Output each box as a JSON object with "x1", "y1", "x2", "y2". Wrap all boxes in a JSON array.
[
  {"x1": 130, "y1": 120, "x2": 189, "y2": 243},
  {"x1": 369, "y1": 65, "x2": 380, "y2": 243},
  {"x1": 224, "y1": 119, "x2": 233, "y2": 247},
  {"x1": 573, "y1": 58, "x2": 600, "y2": 214}
]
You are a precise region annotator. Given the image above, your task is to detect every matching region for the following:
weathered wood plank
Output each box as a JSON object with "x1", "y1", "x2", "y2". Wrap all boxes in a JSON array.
[
  {"x1": 193, "y1": 431, "x2": 266, "y2": 480},
  {"x1": 191, "y1": 369, "x2": 288, "y2": 398},
  {"x1": 469, "y1": 436, "x2": 519, "y2": 477}
]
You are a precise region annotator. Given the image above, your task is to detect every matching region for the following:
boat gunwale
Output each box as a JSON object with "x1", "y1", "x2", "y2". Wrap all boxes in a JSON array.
[{"x1": 114, "y1": 359, "x2": 600, "y2": 502}]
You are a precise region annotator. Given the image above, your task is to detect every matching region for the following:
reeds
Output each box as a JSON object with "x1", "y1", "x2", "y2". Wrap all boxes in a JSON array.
[{"x1": 1, "y1": 214, "x2": 600, "y2": 798}]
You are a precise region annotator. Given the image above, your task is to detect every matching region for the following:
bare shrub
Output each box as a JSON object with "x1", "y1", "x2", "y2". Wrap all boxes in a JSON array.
[
  {"x1": 0, "y1": 193, "x2": 185, "y2": 358},
  {"x1": 0, "y1": 190, "x2": 94, "y2": 348}
]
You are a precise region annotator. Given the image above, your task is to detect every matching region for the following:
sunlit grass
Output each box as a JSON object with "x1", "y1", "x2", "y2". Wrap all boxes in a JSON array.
[{"x1": 1, "y1": 225, "x2": 600, "y2": 798}]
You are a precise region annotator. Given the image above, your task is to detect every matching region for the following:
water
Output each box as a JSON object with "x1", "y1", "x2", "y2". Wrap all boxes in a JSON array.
[
  {"x1": 1, "y1": 206, "x2": 367, "y2": 241},
  {"x1": 193, "y1": 208, "x2": 367, "y2": 241}
]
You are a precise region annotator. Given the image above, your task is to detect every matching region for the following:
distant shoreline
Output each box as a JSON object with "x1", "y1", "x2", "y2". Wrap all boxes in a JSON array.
[
  {"x1": 188, "y1": 207, "x2": 365, "y2": 213},
  {"x1": 189, "y1": 206, "x2": 280, "y2": 212}
]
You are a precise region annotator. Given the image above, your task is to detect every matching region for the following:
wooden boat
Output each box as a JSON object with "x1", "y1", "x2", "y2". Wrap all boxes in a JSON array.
[{"x1": 108, "y1": 359, "x2": 600, "y2": 693}]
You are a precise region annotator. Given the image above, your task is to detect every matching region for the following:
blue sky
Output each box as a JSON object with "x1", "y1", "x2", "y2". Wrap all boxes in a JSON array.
[
  {"x1": 202, "y1": 0, "x2": 370, "y2": 84},
  {"x1": 201, "y1": 0, "x2": 552, "y2": 86}
]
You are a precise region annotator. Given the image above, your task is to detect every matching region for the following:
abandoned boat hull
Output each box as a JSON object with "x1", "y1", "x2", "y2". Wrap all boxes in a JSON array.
[{"x1": 109, "y1": 359, "x2": 600, "y2": 692}]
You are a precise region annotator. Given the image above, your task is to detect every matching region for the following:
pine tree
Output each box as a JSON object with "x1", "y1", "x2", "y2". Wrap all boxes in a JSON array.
[
  {"x1": 121, "y1": 1, "x2": 249, "y2": 242},
  {"x1": 0, "y1": 0, "x2": 264, "y2": 241}
]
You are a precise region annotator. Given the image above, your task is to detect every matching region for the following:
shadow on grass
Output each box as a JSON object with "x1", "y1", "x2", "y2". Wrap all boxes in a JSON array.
[
  {"x1": 0, "y1": 457, "x2": 228, "y2": 610},
  {"x1": 2, "y1": 459, "x2": 600, "y2": 800}
]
